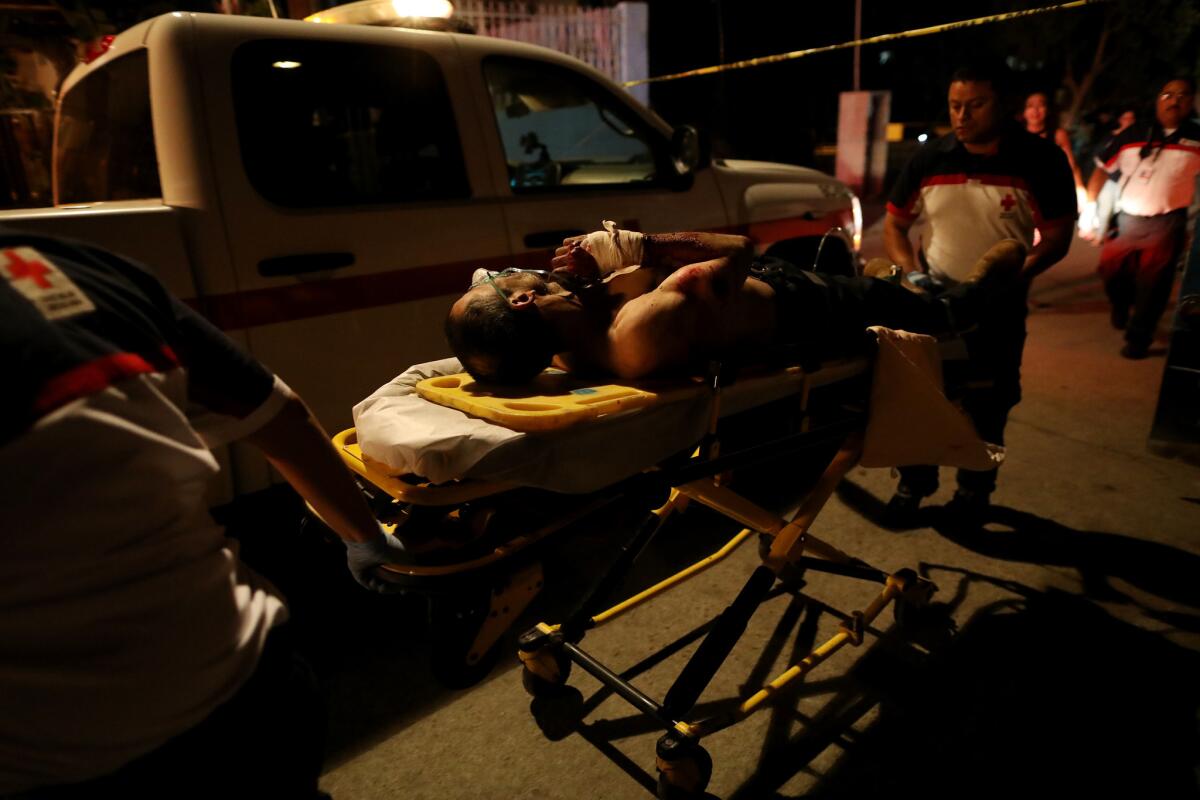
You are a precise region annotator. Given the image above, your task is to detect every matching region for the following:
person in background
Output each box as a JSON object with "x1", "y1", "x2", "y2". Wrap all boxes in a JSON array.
[
  {"x1": 882, "y1": 61, "x2": 1076, "y2": 527},
  {"x1": 1081, "y1": 77, "x2": 1200, "y2": 359},
  {"x1": 1023, "y1": 90, "x2": 1086, "y2": 207},
  {"x1": 0, "y1": 226, "x2": 405, "y2": 797}
]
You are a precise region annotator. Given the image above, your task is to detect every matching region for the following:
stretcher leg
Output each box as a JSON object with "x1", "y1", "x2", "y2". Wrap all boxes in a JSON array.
[
  {"x1": 559, "y1": 489, "x2": 686, "y2": 643},
  {"x1": 427, "y1": 561, "x2": 544, "y2": 688},
  {"x1": 661, "y1": 566, "x2": 776, "y2": 719}
]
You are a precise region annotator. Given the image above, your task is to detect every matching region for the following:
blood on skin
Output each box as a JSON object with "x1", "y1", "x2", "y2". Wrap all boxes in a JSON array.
[{"x1": 671, "y1": 264, "x2": 710, "y2": 294}]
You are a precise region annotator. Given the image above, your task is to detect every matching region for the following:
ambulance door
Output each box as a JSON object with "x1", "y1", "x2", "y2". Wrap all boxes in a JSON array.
[{"x1": 200, "y1": 26, "x2": 508, "y2": 431}]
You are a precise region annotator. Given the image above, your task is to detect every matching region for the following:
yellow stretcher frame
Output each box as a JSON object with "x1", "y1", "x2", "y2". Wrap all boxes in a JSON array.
[
  {"x1": 325, "y1": 427, "x2": 635, "y2": 682},
  {"x1": 514, "y1": 439, "x2": 940, "y2": 798},
  {"x1": 330, "y1": 350, "x2": 940, "y2": 787}
]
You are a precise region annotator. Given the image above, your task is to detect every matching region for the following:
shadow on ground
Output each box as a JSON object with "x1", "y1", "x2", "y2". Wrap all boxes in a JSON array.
[
  {"x1": 542, "y1": 561, "x2": 1200, "y2": 799},
  {"x1": 554, "y1": 481, "x2": 1200, "y2": 799},
  {"x1": 836, "y1": 478, "x2": 1200, "y2": 614},
  {"x1": 727, "y1": 575, "x2": 1200, "y2": 799},
  {"x1": 220, "y1": 455, "x2": 1200, "y2": 796}
]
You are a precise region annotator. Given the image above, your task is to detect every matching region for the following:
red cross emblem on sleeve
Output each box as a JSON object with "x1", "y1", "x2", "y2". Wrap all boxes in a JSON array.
[
  {"x1": 1000, "y1": 194, "x2": 1016, "y2": 212},
  {"x1": 2, "y1": 246, "x2": 96, "y2": 320},
  {"x1": 4, "y1": 249, "x2": 53, "y2": 288}
]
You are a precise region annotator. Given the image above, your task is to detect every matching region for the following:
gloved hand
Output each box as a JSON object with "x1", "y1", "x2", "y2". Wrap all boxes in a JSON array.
[
  {"x1": 344, "y1": 527, "x2": 409, "y2": 593},
  {"x1": 1078, "y1": 200, "x2": 1099, "y2": 240},
  {"x1": 906, "y1": 272, "x2": 936, "y2": 292}
]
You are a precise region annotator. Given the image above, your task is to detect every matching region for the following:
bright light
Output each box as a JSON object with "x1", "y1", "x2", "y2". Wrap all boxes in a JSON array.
[
  {"x1": 272, "y1": 61, "x2": 302, "y2": 69},
  {"x1": 851, "y1": 195, "x2": 863, "y2": 252},
  {"x1": 917, "y1": 133, "x2": 928, "y2": 143},
  {"x1": 393, "y1": 0, "x2": 453, "y2": 17},
  {"x1": 306, "y1": 0, "x2": 454, "y2": 23}
]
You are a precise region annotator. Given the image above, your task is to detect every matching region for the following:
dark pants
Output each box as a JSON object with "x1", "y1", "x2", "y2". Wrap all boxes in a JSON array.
[
  {"x1": 24, "y1": 625, "x2": 326, "y2": 800},
  {"x1": 753, "y1": 258, "x2": 986, "y2": 364},
  {"x1": 897, "y1": 389, "x2": 1016, "y2": 495},
  {"x1": 754, "y1": 256, "x2": 1023, "y2": 494},
  {"x1": 1099, "y1": 210, "x2": 1187, "y2": 349},
  {"x1": 896, "y1": 279, "x2": 1028, "y2": 496}
]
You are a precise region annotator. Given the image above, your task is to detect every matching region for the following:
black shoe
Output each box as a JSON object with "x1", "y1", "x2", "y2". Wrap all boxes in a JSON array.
[
  {"x1": 1110, "y1": 306, "x2": 1129, "y2": 330},
  {"x1": 884, "y1": 488, "x2": 927, "y2": 530},
  {"x1": 944, "y1": 489, "x2": 989, "y2": 528},
  {"x1": 1120, "y1": 342, "x2": 1148, "y2": 360}
]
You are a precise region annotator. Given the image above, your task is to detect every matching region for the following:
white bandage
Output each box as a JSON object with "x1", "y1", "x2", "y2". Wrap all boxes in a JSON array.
[{"x1": 582, "y1": 220, "x2": 645, "y2": 275}]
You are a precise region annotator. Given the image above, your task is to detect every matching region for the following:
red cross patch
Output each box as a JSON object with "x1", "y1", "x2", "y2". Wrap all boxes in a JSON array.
[
  {"x1": 4, "y1": 248, "x2": 54, "y2": 288},
  {"x1": 1000, "y1": 194, "x2": 1017, "y2": 212},
  {"x1": 2, "y1": 247, "x2": 96, "y2": 320}
]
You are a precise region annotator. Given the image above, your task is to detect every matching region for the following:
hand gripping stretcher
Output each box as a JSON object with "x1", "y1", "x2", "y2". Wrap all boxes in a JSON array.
[{"x1": 336, "y1": 328, "x2": 1000, "y2": 795}]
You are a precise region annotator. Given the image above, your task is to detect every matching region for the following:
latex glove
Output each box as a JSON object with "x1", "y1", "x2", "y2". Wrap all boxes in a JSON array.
[
  {"x1": 344, "y1": 527, "x2": 408, "y2": 593},
  {"x1": 1078, "y1": 201, "x2": 1099, "y2": 240},
  {"x1": 907, "y1": 272, "x2": 936, "y2": 292}
]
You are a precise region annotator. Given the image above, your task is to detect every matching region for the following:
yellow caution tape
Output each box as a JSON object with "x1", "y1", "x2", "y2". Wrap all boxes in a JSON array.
[{"x1": 623, "y1": 0, "x2": 1109, "y2": 88}]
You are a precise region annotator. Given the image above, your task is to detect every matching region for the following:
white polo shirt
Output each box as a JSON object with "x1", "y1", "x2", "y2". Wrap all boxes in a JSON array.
[
  {"x1": 1095, "y1": 119, "x2": 1200, "y2": 217},
  {"x1": 0, "y1": 231, "x2": 291, "y2": 792},
  {"x1": 888, "y1": 126, "x2": 1077, "y2": 283}
]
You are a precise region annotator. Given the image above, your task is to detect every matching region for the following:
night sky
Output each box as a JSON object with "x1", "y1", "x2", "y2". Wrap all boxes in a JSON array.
[{"x1": 644, "y1": 0, "x2": 1117, "y2": 165}]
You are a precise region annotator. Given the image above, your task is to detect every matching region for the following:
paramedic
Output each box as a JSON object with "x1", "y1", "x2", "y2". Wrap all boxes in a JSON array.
[
  {"x1": 0, "y1": 227, "x2": 404, "y2": 796},
  {"x1": 882, "y1": 61, "x2": 1077, "y2": 525},
  {"x1": 1081, "y1": 77, "x2": 1200, "y2": 360}
]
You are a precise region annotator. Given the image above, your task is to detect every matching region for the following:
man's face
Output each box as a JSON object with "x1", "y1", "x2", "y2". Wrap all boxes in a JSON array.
[
  {"x1": 949, "y1": 80, "x2": 1003, "y2": 146},
  {"x1": 451, "y1": 271, "x2": 573, "y2": 323},
  {"x1": 1156, "y1": 80, "x2": 1194, "y2": 130}
]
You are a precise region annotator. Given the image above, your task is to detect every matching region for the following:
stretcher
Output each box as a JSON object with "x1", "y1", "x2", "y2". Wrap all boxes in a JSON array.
[{"x1": 337, "y1": 331, "x2": 995, "y2": 794}]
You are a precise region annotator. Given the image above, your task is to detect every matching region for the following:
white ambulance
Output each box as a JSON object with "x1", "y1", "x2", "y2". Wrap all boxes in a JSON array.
[{"x1": 0, "y1": 12, "x2": 859, "y2": 493}]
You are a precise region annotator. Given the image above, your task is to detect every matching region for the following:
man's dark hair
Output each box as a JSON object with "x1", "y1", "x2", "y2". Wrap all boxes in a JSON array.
[
  {"x1": 950, "y1": 60, "x2": 1014, "y2": 104},
  {"x1": 445, "y1": 291, "x2": 556, "y2": 384},
  {"x1": 1161, "y1": 75, "x2": 1196, "y2": 93}
]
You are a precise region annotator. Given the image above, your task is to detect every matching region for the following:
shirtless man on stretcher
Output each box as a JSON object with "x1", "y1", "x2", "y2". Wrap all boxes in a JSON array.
[{"x1": 445, "y1": 223, "x2": 1025, "y2": 384}]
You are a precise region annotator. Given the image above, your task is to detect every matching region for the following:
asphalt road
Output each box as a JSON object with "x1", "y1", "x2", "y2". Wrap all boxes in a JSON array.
[{"x1": 230, "y1": 221, "x2": 1200, "y2": 799}]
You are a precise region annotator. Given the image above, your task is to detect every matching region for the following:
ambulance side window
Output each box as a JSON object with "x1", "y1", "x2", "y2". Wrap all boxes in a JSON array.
[
  {"x1": 231, "y1": 40, "x2": 469, "y2": 208},
  {"x1": 483, "y1": 57, "x2": 668, "y2": 193},
  {"x1": 56, "y1": 50, "x2": 161, "y2": 204}
]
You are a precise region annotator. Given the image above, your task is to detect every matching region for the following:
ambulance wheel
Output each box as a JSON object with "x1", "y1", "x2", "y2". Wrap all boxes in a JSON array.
[
  {"x1": 529, "y1": 685, "x2": 584, "y2": 741},
  {"x1": 655, "y1": 741, "x2": 712, "y2": 800},
  {"x1": 521, "y1": 648, "x2": 573, "y2": 697},
  {"x1": 428, "y1": 593, "x2": 502, "y2": 689}
]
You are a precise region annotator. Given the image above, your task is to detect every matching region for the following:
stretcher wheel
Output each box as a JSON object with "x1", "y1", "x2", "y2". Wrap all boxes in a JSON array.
[
  {"x1": 893, "y1": 597, "x2": 956, "y2": 649},
  {"x1": 521, "y1": 648, "x2": 572, "y2": 697},
  {"x1": 428, "y1": 592, "x2": 502, "y2": 689},
  {"x1": 655, "y1": 739, "x2": 712, "y2": 800},
  {"x1": 529, "y1": 685, "x2": 584, "y2": 741}
]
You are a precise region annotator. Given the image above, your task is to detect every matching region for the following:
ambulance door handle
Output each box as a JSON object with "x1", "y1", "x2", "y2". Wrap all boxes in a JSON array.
[
  {"x1": 524, "y1": 229, "x2": 585, "y2": 249},
  {"x1": 258, "y1": 252, "x2": 356, "y2": 277}
]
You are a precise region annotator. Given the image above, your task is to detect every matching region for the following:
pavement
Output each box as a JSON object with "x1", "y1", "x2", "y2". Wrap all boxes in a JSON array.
[{"x1": 239, "y1": 217, "x2": 1200, "y2": 799}]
